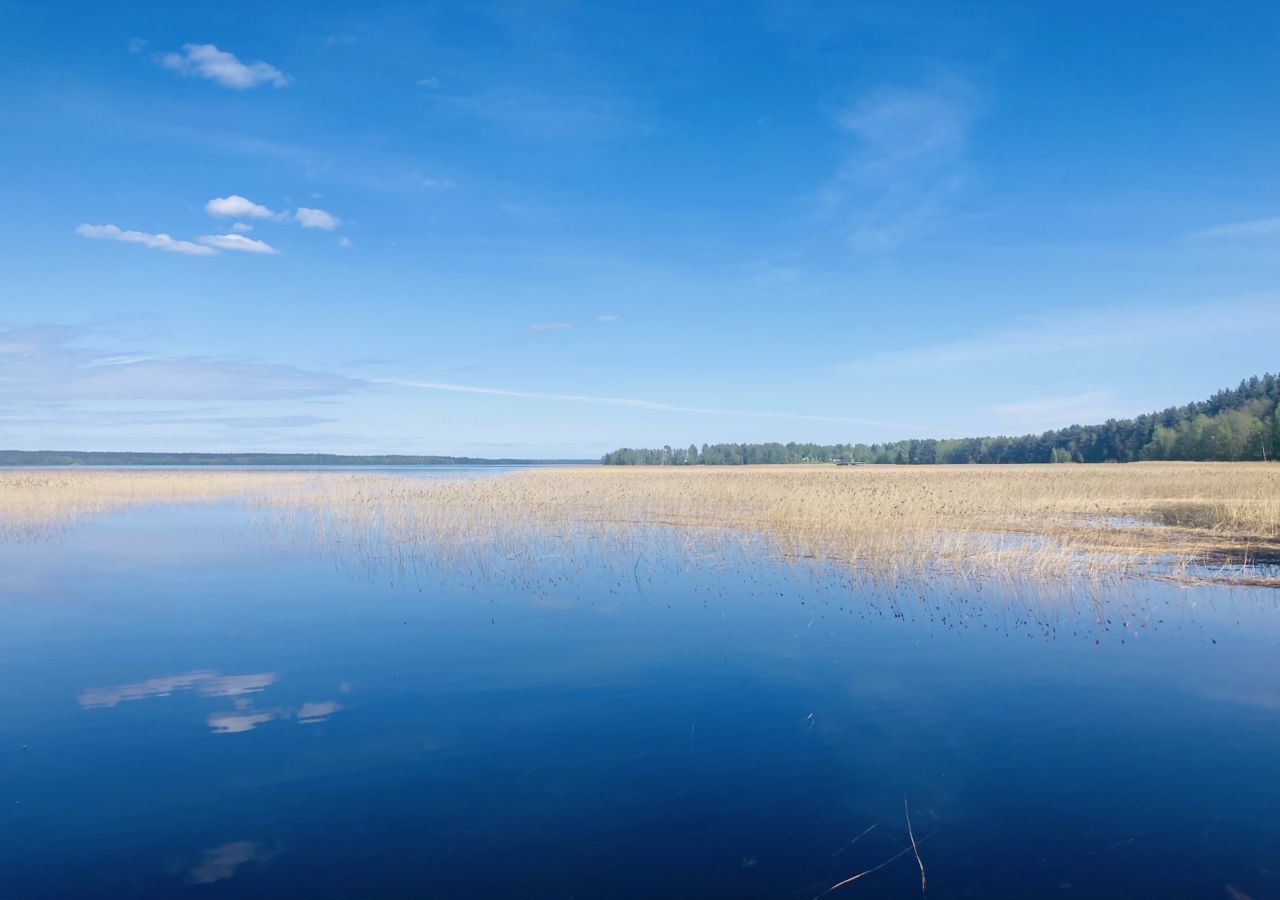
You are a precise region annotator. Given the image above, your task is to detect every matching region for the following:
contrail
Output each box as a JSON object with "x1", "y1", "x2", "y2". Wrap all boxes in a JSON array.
[{"x1": 372, "y1": 378, "x2": 922, "y2": 430}]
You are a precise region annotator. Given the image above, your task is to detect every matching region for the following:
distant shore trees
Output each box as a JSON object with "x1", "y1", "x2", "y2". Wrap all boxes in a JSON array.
[{"x1": 602, "y1": 374, "x2": 1280, "y2": 465}]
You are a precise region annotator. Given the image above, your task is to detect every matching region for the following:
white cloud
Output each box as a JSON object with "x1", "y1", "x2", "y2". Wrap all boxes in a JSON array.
[
  {"x1": 527, "y1": 322, "x2": 573, "y2": 332},
  {"x1": 205, "y1": 194, "x2": 276, "y2": 219},
  {"x1": 418, "y1": 76, "x2": 440, "y2": 89},
  {"x1": 337, "y1": 236, "x2": 352, "y2": 248},
  {"x1": 230, "y1": 222, "x2": 254, "y2": 233},
  {"x1": 294, "y1": 207, "x2": 340, "y2": 230},
  {"x1": 76, "y1": 223, "x2": 216, "y2": 256},
  {"x1": 421, "y1": 177, "x2": 454, "y2": 189},
  {"x1": 158, "y1": 43, "x2": 290, "y2": 90},
  {"x1": 1194, "y1": 217, "x2": 1280, "y2": 239},
  {"x1": 128, "y1": 37, "x2": 148, "y2": 54},
  {"x1": 595, "y1": 314, "x2": 621, "y2": 322},
  {"x1": 199, "y1": 233, "x2": 280, "y2": 254}
]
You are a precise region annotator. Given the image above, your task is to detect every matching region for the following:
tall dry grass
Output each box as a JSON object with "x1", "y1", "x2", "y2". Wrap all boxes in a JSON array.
[
  {"x1": 264, "y1": 462, "x2": 1280, "y2": 587},
  {"x1": 2, "y1": 463, "x2": 1277, "y2": 586}
]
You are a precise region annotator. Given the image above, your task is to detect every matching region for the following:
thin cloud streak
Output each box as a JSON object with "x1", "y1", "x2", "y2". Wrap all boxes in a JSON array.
[
  {"x1": 0, "y1": 324, "x2": 360, "y2": 401},
  {"x1": 988, "y1": 390, "x2": 1115, "y2": 419},
  {"x1": 840, "y1": 296, "x2": 1280, "y2": 373},
  {"x1": 1193, "y1": 216, "x2": 1280, "y2": 239},
  {"x1": 377, "y1": 378, "x2": 920, "y2": 429},
  {"x1": 985, "y1": 390, "x2": 1129, "y2": 430}
]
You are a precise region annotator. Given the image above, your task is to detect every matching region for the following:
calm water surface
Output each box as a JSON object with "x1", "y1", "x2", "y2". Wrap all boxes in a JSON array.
[{"x1": 1, "y1": 474, "x2": 1278, "y2": 898}]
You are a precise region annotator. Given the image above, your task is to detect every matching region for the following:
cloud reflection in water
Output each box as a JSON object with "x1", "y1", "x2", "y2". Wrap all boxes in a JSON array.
[
  {"x1": 186, "y1": 840, "x2": 280, "y2": 884},
  {"x1": 207, "y1": 708, "x2": 280, "y2": 734},
  {"x1": 296, "y1": 700, "x2": 342, "y2": 724},
  {"x1": 77, "y1": 669, "x2": 277, "y2": 708},
  {"x1": 79, "y1": 669, "x2": 344, "y2": 734}
]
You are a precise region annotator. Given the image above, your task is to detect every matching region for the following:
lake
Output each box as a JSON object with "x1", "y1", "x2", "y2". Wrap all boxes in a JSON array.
[{"x1": 1, "y1": 471, "x2": 1278, "y2": 899}]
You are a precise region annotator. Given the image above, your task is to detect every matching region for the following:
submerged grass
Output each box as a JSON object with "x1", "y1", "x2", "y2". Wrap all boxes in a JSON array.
[{"x1": 2, "y1": 463, "x2": 1278, "y2": 586}]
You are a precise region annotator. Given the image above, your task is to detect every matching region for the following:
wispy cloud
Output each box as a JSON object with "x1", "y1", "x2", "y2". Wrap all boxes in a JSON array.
[
  {"x1": 1193, "y1": 216, "x2": 1280, "y2": 239},
  {"x1": 0, "y1": 325, "x2": 360, "y2": 401},
  {"x1": 158, "y1": 43, "x2": 291, "y2": 90},
  {"x1": 0, "y1": 408, "x2": 335, "y2": 431},
  {"x1": 595, "y1": 314, "x2": 621, "y2": 322},
  {"x1": 199, "y1": 233, "x2": 280, "y2": 254},
  {"x1": 378, "y1": 377, "x2": 918, "y2": 428},
  {"x1": 839, "y1": 296, "x2": 1280, "y2": 373},
  {"x1": 527, "y1": 322, "x2": 573, "y2": 332},
  {"x1": 76, "y1": 223, "x2": 215, "y2": 256},
  {"x1": 821, "y1": 77, "x2": 977, "y2": 254},
  {"x1": 294, "y1": 207, "x2": 340, "y2": 230},
  {"x1": 987, "y1": 390, "x2": 1126, "y2": 429},
  {"x1": 431, "y1": 85, "x2": 641, "y2": 140},
  {"x1": 205, "y1": 194, "x2": 278, "y2": 220}
]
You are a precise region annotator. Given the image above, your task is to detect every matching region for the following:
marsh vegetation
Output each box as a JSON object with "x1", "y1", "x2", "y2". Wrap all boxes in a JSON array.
[{"x1": 4, "y1": 463, "x2": 1277, "y2": 586}]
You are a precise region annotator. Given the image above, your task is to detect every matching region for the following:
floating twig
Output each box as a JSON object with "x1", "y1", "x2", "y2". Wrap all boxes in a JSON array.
[
  {"x1": 830, "y1": 823, "x2": 878, "y2": 858},
  {"x1": 905, "y1": 797, "x2": 926, "y2": 896},
  {"x1": 813, "y1": 842, "x2": 918, "y2": 899}
]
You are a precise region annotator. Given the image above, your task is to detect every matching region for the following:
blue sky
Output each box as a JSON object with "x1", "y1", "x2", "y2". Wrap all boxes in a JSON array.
[{"x1": 2, "y1": 1, "x2": 1278, "y2": 457}]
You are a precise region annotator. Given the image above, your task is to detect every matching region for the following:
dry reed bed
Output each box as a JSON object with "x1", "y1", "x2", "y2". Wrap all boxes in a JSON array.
[
  {"x1": 264, "y1": 462, "x2": 1280, "y2": 587},
  {"x1": 3, "y1": 463, "x2": 1278, "y2": 586}
]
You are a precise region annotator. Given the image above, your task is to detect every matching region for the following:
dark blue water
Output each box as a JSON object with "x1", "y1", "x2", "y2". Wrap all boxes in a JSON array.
[{"x1": 1, "y1": 496, "x2": 1278, "y2": 898}]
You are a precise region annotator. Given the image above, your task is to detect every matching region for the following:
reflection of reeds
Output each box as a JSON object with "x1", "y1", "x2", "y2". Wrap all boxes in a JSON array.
[
  {"x1": 0, "y1": 469, "x2": 303, "y2": 540},
  {"x1": 3, "y1": 463, "x2": 1278, "y2": 586}
]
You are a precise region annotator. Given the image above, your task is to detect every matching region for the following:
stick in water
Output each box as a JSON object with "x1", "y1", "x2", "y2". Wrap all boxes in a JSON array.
[
  {"x1": 813, "y1": 844, "x2": 916, "y2": 899},
  {"x1": 905, "y1": 797, "x2": 926, "y2": 896},
  {"x1": 830, "y1": 823, "x2": 878, "y2": 858}
]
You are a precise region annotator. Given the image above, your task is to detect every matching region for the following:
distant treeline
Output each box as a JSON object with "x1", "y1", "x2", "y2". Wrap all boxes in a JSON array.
[
  {"x1": 0, "y1": 451, "x2": 595, "y2": 467},
  {"x1": 603, "y1": 374, "x2": 1280, "y2": 465}
]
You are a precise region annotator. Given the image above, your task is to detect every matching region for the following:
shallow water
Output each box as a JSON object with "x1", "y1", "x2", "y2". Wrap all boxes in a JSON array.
[{"x1": 1, "y1": 481, "x2": 1279, "y2": 898}]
